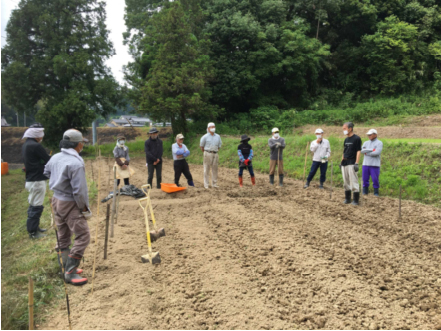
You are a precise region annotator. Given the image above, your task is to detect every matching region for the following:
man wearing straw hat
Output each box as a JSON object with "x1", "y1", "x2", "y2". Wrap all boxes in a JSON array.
[
  {"x1": 304, "y1": 128, "x2": 331, "y2": 189},
  {"x1": 268, "y1": 128, "x2": 286, "y2": 187},
  {"x1": 22, "y1": 123, "x2": 51, "y2": 239},
  {"x1": 44, "y1": 129, "x2": 91, "y2": 286},
  {"x1": 200, "y1": 122, "x2": 222, "y2": 189},
  {"x1": 361, "y1": 129, "x2": 383, "y2": 196}
]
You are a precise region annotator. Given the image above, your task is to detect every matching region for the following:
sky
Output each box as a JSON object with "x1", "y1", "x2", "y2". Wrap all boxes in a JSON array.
[{"x1": 1, "y1": 0, "x2": 132, "y2": 85}]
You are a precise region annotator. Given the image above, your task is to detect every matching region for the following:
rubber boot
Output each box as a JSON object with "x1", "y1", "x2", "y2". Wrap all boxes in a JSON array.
[
  {"x1": 279, "y1": 175, "x2": 284, "y2": 187},
  {"x1": 374, "y1": 188, "x2": 379, "y2": 197},
  {"x1": 239, "y1": 176, "x2": 243, "y2": 188},
  {"x1": 303, "y1": 181, "x2": 310, "y2": 189},
  {"x1": 57, "y1": 249, "x2": 83, "y2": 274},
  {"x1": 29, "y1": 231, "x2": 47, "y2": 239},
  {"x1": 65, "y1": 256, "x2": 88, "y2": 286},
  {"x1": 251, "y1": 176, "x2": 256, "y2": 186},
  {"x1": 188, "y1": 180, "x2": 195, "y2": 187},
  {"x1": 362, "y1": 187, "x2": 369, "y2": 195},
  {"x1": 38, "y1": 227, "x2": 47, "y2": 232},
  {"x1": 319, "y1": 182, "x2": 324, "y2": 189},
  {"x1": 352, "y1": 192, "x2": 360, "y2": 206},
  {"x1": 343, "y1": 190, "x2": 352, "y2": 204},
  {"x1": 269, "y1": 175, "x2": 274, "y2": 185}
]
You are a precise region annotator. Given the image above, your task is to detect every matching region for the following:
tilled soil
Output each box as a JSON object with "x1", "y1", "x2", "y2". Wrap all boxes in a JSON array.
[{"x1": 43, "y1": 158, "x2": 441, "y2": 330}]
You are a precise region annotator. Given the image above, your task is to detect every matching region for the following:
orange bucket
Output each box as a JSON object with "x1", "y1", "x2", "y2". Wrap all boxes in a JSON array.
[
  {"x1": 1, "y1": 162, "x2": 9, "y2": 175},
  {"x1": 160, "y1": 183, "x2": 186, "y2": 193}
]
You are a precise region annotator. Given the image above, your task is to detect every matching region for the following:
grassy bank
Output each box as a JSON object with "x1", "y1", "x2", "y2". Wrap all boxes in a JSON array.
[
  {"x1": 1, "y1": 170, "x2": 97, "y2": 330},
  {"x1": 84, "y1": 134, "x2": 441, "y2": 207}
]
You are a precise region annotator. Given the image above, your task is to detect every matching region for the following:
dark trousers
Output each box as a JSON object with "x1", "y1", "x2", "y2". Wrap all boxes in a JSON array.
[
  {"x1": 117, "y1": 178, "x2": 130, "y2": 187},
  {"x1": 238, "y1": 165, "x2": 255, "y2": 177},
  {"x1": 306, "y1": 161, "x2": 328, "y2": 183},
  {"x1": 147, "y1": 162, "x2": 162, "y2": 188},
  {"x1": 27, "y1": 205, "x2": 44, "y2": 233},
  {"x1": 174, "y1": 160, "x2": 193, "y2": 185}
]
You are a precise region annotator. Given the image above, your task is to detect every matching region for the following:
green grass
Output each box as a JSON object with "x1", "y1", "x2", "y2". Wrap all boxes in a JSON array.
[{"x1": 1, "y1": 170, "x2": 97, "y2": 330}]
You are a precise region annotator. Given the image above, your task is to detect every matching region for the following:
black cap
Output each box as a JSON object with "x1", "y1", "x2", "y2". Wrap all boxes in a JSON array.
[{"x1": 149, "y1": 127, "x2": 159, "y2": 134}]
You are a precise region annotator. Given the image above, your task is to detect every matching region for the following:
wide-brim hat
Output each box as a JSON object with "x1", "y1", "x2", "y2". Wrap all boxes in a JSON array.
[
  {"x1": 149, "y1": 127, "x2": 159, "y2": 134},
  {"x1": 240, "y1": 134, "x2": 251, "y2": 142},
  {"x1": 117, "y1": 133, "x2": 126, "y2": 140}
]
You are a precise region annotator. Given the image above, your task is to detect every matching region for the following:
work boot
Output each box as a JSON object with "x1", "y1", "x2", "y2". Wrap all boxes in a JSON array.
[
  {"x1": 319, "y1": 182, "x2": 324, "y2": 189},
  {"x1": 188, "y1": 180, "x2": 195, "y2": 187},
  {"x1": 57, "y1": 249, "x2": 83, "y2": 274},
  {"x1": 65, "y1": 256, "x2": 88, "y2": 286},
  {"x1": 374, "y1": 188, "x2": 379, "y2": 197},
  {"x1": 269, "y1": 175, "x2": 274, "y2": 185},
  {"x1": 38, "y1": 227, "x2": 47, "y2": 232},
  {"x1": 251, "y1": 176, "x2": 255, "y2": 186},
  {"x1": 239, "y1": 176, "x2": 243, "y2": 188},
  {"x1": 303, "y1": 181, "x2": 310, "y2": 189},
  {"x1": 279, "y1": 175, "x2": 284, "y2": 187},
  {"x1": 343, "y1": 190, "x2": 352, "y2": 204},
  {"x1": 352, "y1": 192, "x2": 360, "y2": 206},
  {"x1": 29, "y1": 231, "x2": 47, "y2": 239},
  {"x1": 362, "y1": 187, "x2": 369, "y2": 195}
]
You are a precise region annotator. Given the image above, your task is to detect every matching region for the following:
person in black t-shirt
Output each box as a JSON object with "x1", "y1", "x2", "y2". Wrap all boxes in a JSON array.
[
  {"x1": 340, "y1": 122, "x2": 362, "y2": 205},
  {"x1": 237, "y1": 135, "x2": 255, "y2": 187}
]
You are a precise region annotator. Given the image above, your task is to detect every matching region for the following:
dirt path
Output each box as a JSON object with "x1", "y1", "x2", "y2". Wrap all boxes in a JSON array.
[{"x1": 42, "y1": 158, "x2": 441, "y2": 330}]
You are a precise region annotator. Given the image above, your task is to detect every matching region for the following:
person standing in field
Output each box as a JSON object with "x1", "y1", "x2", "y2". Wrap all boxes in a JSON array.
[
  {"x1": 113, "y1": 133, "x2": 131, "y2": 187},
  {"x1": 22, "y1": 123, "x2": 51, "y2": 239},
  {"x1": 361, "y1": 129, "x2": 383, "y2": 196},
  {"x1": 144, "y1": 127, "x2": 163, "y2": 189},
  {"x1": 340, "y1": 122, "x2": 362, "y2": 205},
  {"x1": 200, "y1": 122, "x2": 222, "y2": 189},
  {"x1": 172, "y1": 133, "x2": 195, "y2": 187},
  {"x1": 304, "y1": 128, "x2": 331, "y2": 189},
  {"x1": 268, "y1": 128, "x2": 286, "y2": 187},
  {"x1": 237, "y1": 134, "x2": 255, "y2": 188},
  {"x1": 44, "y1": 129, "x2": 91, "y2": 286}
]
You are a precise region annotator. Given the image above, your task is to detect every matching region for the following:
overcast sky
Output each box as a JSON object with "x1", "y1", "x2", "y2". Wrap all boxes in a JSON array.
[{"x1": 1, "y1": 0, "x2": 132, "y2": 85}]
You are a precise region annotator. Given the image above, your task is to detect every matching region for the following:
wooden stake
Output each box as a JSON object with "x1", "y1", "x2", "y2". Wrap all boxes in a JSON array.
[
  {"x1": 28, "y1": 277, "x2": 34, "y2": 330},
  {"x1": 104, "y1": 204, "x2": 110, "y2": 259},
  {"x1": 330, "y1": 161, "x2": 333, "y2": 200},
  {"x1": 110, "y1": 166, "x2": 117, "y2": 238},
  {"x1": 115, "y1": 188, "x2": 120, "y2": 224},
  {"x1": 303, "y1": 142, "x2": 310, "y2": 185},
  {"x1": 399, "y1": 184, "x2": 402, "y2": 220},
  {"x1": 91, "y1": 152, "x2": 101, "y2": 295}
]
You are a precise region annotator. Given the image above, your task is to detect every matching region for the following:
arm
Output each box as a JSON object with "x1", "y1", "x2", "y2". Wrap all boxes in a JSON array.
[
  {"x1": 368, "y1": 141, "x2": 383, "y2": 156},
  {"x1": 43, "y1": 162, "x2": 51, "y2": 178},
  {"x1": 248, "y1": 149, "x2": 254, "y2": 161},
  {"x1": 326, "y1": 141, "x2": 331, "y2": 158},
  {"x1": 238, "y1": 150, "x2": 245, "y2": 162},
  {"x1": 183, "y1": 145, "x2": 190, "y2": 158},
  {"x1": 125, "y1": 147, "x2": 130, "y2": 164},
  {"x1": 268, "y1": 139, "x2": 276, "y2": 149},
  {"x1": 310, "y1": 141, "x2": 319, "y2": 152},
  {"x1": 144, "y1": 140, "x2": 156, "y2": 162},
  {"x1": 280, "y1": 138, "x2": 286, "y2": 149},
  {"x1": 356, "y1": 151, "x2": 361, "y2": 164},
  {"x1": 36, "y1": 144, "x2": 51, "y2": 164},
  {"x1": 158, "y1": 140, "x2": 163, "y2": 160},
  {"x1": 200, "y1": 135, "x2": 206, "y2": 152},
  {"x1": 70, "y1": 166, "x2": 89, "y2": 211},
  {"x1": 355, "y1": 138, "x2": 362, "y2": 163},
  {"x1": 218, "y1": 136, "x2": 222, "y2": 149}
]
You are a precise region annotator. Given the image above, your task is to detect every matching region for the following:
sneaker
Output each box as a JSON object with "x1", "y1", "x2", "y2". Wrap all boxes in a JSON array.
[
  {"x1": 29, "y1": 232, "x2": 47, "y2": 239},
  {"x1": 303, "y1": 181, "x2": 310, "y2": 189}
]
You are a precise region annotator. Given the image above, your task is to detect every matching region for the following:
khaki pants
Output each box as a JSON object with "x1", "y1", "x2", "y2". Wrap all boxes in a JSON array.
[
  {"x1": 52, "y1": 197, "x2": 90, "y2": 259},
  {"x1": 342, "y1": 165, "x2": 359, "y2": 192},
  {"x1": 203, "y1": 151, "x2": 219, "y2": 188},
  {"x1": 269, "y1": 160, "x2": 284, "y2": 175}
]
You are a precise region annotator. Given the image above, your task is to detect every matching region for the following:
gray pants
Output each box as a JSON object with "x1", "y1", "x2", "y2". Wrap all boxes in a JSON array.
[
  {"x1": 52, "y1": 197, "x2": 90, "y2": 259},
  {"x1": 341, "y1": 165, "x2": 359, "y2": 192}
]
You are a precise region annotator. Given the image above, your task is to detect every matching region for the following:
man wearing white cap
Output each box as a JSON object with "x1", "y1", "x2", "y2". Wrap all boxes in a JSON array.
[
  {"x1": 22, "y1": 123, "x2": 51, "y2": 239},
  {"x1": 268, "y1": 128, "x2": 286, "y2": 186},
  {"x1": 200, "y1": 122, "x2": 222, "y2": 188},
  {"x1": 172, "y1": 133, "x2": 195, "y2": 187},
  {"x1": 361, "y1": 129, "x2": 383, "y2": 196},
  {"x1": 304, "y1": 128, "x2": 331, "y2": 189},
  {"x1": 44, "y1": 129, "x2": 91, "y2": 286}
]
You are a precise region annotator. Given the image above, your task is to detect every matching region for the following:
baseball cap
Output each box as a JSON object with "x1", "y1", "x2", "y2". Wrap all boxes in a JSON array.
[
  {"x1": 63, "y1": 129, "x2": 89, "y2": 143},
  {"x1": 315, "y1": 128, "x2": 324, "y2": 134},
  {"x1": 366, "y1": 129, "x2": 377, "y2": 135},
  {"x1": 272, "y1": 127, "x2": 279, "y2": 133},
  {"x1": 176, "y1": 133, "x2": 184, "y2": 140},
  {"x1": 207, "y1": 122, "x2": 215, "y2": 128}
]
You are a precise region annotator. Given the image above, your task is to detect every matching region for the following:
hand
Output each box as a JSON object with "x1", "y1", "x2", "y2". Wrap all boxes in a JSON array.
[
  {"x1": 82, "y1": 207, "x2": 92, "y2": 220},
  {"x1": 156, "y1": 159, "x2": 160, "y2": 164},
  {"x1": 244, "y1": 159, "x2": 250, "y2": 166},
  {"x1": 121, "y1": 165, "x2": 128, "y2": 170},
  {"x1": 317, "y1": 138, "x2": 322, "y2": 143},
  {"x1": 177, "y1": 155, "x2": 183, "y2": 159},
  {"x1": 354, "y1": 163, "x2": 359, "y2": 172},
  {"x1": 373, "y1": 149, "x2": 376, "y2": 152},
  {"x1": 339, "y1": 164, "x2": 342, "y2": 170}
]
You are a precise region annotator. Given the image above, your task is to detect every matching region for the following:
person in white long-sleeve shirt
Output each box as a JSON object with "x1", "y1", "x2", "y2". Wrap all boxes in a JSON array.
[{"x1": 304, "y1": 128, "x2": 331, "y2": 189}]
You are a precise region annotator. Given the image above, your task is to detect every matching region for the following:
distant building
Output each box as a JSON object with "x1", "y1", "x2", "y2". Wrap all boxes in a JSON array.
[
  {"x1": 1, "y1": 116, "x2": 11, "y2": 127},
  {"x1": 107, "y1": 115, "x2": 152, "y2": 127}
]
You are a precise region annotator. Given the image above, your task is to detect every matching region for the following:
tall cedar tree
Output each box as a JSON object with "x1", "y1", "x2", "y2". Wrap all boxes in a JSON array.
[
  {"x1": 140, "y1": 2, "x2": 217, "y2": 136},
  {"x1": 1, "y1": 0, "x2": 121, "y2": 146}
]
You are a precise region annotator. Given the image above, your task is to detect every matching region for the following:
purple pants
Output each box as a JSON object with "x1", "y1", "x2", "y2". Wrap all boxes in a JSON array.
[{"x1": 362, "y1": 166, "x2": 380, "y2": 189}]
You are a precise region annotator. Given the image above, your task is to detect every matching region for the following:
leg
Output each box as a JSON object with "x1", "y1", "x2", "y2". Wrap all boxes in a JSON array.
[
  {"x1": 181, "y1": 160, "x2": 194, "y2": 186},
  {"x1": 212, "y1": 153, "x2": 219, "y2": 187},
  {"x1": 203, "y1": 152, "x2": 211, "y2": 188},
  {"x1": 26, "y1": 181, "x2": 46, "y2": 235},
  {"x1": 306, "y1": 162, "x2": 320, "y2": 183},
  {"x1": 269, "y1": 160, "x2": 276, "y2": 184},
  {"x1": 123, "y1": 178, "x2": 130, "y2": 186},
  {"x1": 342, "y1": 166, "x2": 352, "y2": 203},
  {"x1": 117, "y1": 179, "x2": 121, "y2": 186},
  {"x1": 349, "y1": 165, "x2": 360, "y2": 193},
  {"x1": 319, "y1": 162, "x2": 328, "y2": 184},
  {"x1": 248, "y1": 166, "x2": 255, "y2": 185},
  {"x1": 66, "y1": 206, "x2": 91, "y2": 259},
  {"x1": 278, "y1": 160, "x2": 284, "y2": 186},
  {"x1": 362, "y1": 166, "x2": 370, "y2": 188},
  {"x1": 156, "y1": 162, "x2": 162, "y2": 188},
  {"x1": 147, "y1": 163, "x2": 154, "y2": 187},
  {"x1": 53, "y1": 198, "x2": 73, "y2": 250},
  {"x1": 174, "y1": 161, "x2": 183, "y2": 186}
]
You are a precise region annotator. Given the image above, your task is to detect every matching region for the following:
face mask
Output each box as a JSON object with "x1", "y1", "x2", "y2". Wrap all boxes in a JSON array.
[
  {"x1": 210, "y1": 128, "x2": 216, "y2": 133},
  {"x1": 316, "y1": 135, "x2": 322, "y2": 139},
  {"x1": 273, "y1": 133, "x2": 279, "y2": 139},
  {"x1": 343, "y1": 130, "x2": 348, "y2": 135},
  {"x1": 118, "y1": 140, "x2": 125, "y2": 145}
]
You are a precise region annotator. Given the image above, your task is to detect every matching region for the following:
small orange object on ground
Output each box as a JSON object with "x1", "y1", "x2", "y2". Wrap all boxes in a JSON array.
[
  {"x1": 1, "y1": 162, "x2": 9, "y2": 175},
  {"x1": 160, "y1": 183, "x2": 186, "y2": 193}
]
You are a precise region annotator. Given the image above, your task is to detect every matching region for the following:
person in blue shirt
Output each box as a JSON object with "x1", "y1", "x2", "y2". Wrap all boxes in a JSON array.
[
  {"x1": 172, "y1": 133, "x2": 195, "y2": 187},
  {"x1": 238, "y1": 134, "x2": 255, "y2": 187}
]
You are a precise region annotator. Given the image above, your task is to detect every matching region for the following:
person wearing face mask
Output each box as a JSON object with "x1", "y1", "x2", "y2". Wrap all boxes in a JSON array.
[
  {"x1": 172, "y1": 133, "x2": 195, "y2": 187},
  {"x1": 304, "y1": 128, "x2": 331, "y2": 189},
  {"x1": 237, "y1": 134, "x2": 255, "y2": 187},
  {"x1": 268, "y1": 128, "x2": 286, "y2": 186},
  {"x1": 44, "y1": 129, "x2": 91, "y2": 286},
  {"x1": 361, "y1": 129, "x2": 383, "y2": 196},
  {"x1": 144, "y1": 127, "x2": 163, "y2": 189},
  {"x1": 21, "y1": 123, "x2": 51, "y2": 239},
  {"x1": 200, "y1": 122, "x2": 222, "y2": 189},
  {"x1": 113, "y1": 133, "x2": 132, "y2": 187},
  {"x1": 340, "y1": 122, "x2": 362, "y2": 205}
]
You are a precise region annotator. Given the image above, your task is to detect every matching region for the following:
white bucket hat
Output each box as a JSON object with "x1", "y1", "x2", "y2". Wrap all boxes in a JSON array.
[
  {"x1": 315, "y1": 128, "x2": 324, "y2": 134},
  {"x1": 366, "y1": 129, "x2": 377, "y2": 135}
]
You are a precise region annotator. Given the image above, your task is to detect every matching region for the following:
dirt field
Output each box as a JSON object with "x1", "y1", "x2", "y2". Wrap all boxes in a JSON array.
[{"x1": 40, "y1": 157, "x2": 441, "y2": 330}]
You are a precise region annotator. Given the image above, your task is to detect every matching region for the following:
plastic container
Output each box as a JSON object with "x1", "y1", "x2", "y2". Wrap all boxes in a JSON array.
[
  {"x1": 160, "y1": 183, "x2": 186, "y2": 193},
  {"x1": 1, "y1": 161, "x2": 9, "y2": 175}
]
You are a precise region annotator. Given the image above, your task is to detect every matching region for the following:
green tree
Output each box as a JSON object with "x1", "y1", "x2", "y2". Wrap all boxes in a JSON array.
[
  {"x1": 140, "y1": 1, "x2": 217, "y2": 136},
  {"x1": 1, "y1": 0, "x2": 121, "y2": 146}
]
